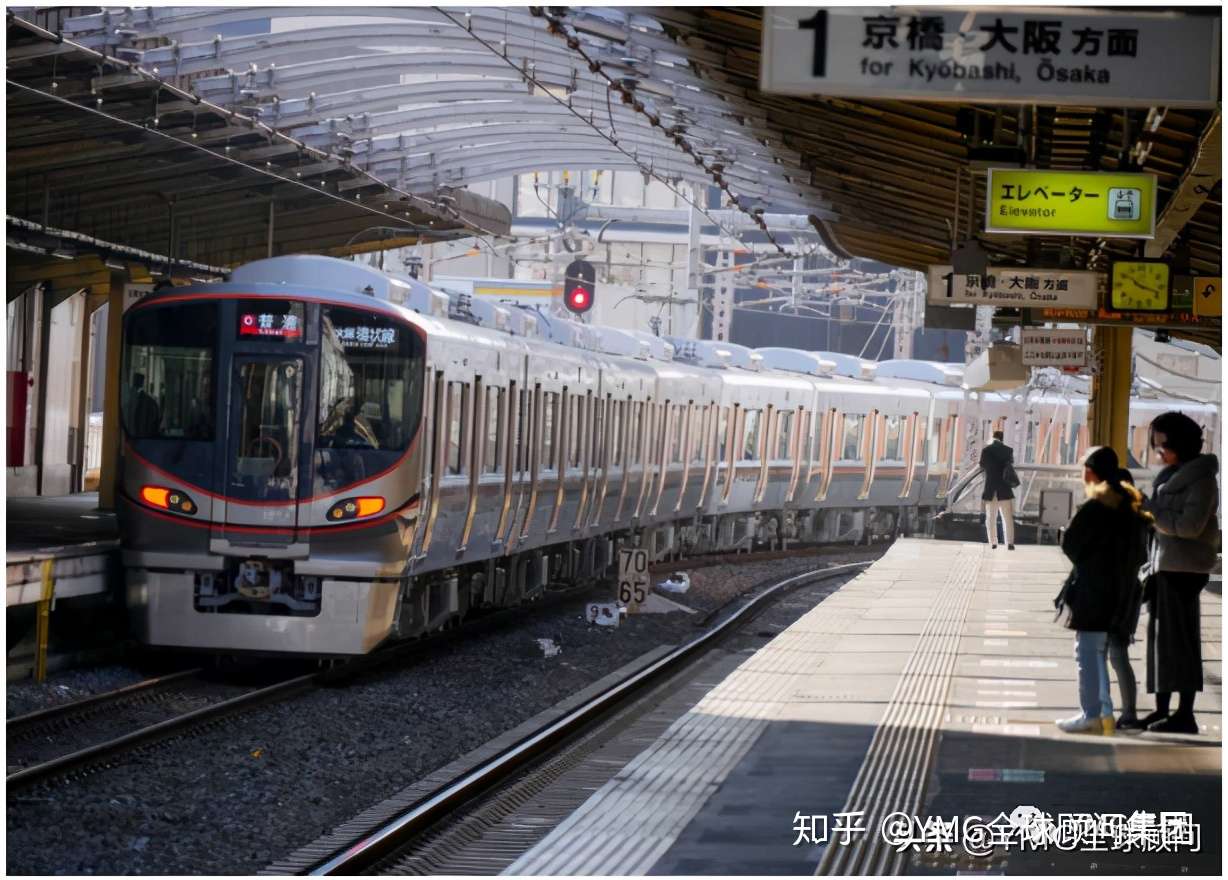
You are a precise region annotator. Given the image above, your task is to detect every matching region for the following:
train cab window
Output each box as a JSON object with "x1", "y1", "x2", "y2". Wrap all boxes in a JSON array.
[
  {"x1": 542, "y1": 392, "x2": 557, "y2": 471},
  {"x1": 609, "y1": 400, "x2": 623, "y2": 467},
  {"x1": 840, "y1": 414, "x2": 864, "y2": 461},
  {"x1": 122, "y1": 302, "x2": 217, "y2": 440},
  {"x1": 742, "y1": 409, "x2": 761, "y2": 462},
  {"x1": 717, "y1": 407, "x2": 730, "y2": 462},
  {"x1": 882, "y1": 415, "x2": 903, "y2": 461},
  {"x1": 483, "y1": 386, "x2": 502, "y2": 474},
  {"x1": 776, "y1": 411, "x2": 793, "y2": 460}
]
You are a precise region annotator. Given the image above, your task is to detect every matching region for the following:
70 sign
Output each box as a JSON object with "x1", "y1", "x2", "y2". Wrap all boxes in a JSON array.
[{"x1": 618, "y1": 548, "x2": 649, "y2": 611}]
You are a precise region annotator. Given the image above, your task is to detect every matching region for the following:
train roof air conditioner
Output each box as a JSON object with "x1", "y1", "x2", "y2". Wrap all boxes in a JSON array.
[
  {"x1": 815, "y1": 351, "x2": 877, "y2": 380},
  {"x1": 875, "y1": 359, "x2": 964, "y2": 386},
  {"x1": 754, "y1": 348, "x2": 836, "y2": 377}
]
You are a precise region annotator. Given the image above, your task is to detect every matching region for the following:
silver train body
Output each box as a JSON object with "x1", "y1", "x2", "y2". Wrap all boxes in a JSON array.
[{"x1": 117, "y1": 257, "x2": 1217, "y2": 655}]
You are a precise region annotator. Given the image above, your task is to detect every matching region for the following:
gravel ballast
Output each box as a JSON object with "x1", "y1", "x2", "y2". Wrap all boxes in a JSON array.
[{"x1": 6, "y1": 549, "x2": 878, "y2": 875}]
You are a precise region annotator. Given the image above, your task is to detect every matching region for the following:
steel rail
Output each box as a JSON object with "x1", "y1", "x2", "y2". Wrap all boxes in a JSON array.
[
  {"x1": 304, "y1": 560, "x2": 871, "y2": 876},
  {"x1": 6, "y1": 668, "x2": 203, "y2": 735},
  {"x1": 5, "y1": 673, "x2": 317, "y2": 791}
]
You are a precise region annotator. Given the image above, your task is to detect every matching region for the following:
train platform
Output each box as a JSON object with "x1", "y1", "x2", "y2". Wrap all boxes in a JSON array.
[
  {"x1": 509, "y1": 538, "x2": 1222, "y2": 875},
  {"x1": 6, "y1": 493, "x2": 118, "y2": 608}
]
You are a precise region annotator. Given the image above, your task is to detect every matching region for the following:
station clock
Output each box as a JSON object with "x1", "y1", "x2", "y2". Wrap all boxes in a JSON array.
[{"x1": 1109, "y1": 260, "x2": 1171, "y2": 312}]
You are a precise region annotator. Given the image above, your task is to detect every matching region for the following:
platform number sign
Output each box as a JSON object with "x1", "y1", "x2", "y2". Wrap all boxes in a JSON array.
[{"x1": 618, "y1": 548, "x2": 649, "y2": 612}]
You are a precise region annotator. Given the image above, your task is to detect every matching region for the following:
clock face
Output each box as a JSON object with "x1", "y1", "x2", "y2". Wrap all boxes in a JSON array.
[{"x1": 1110, "y1": 261, "x2": 1170, "y2": 311}]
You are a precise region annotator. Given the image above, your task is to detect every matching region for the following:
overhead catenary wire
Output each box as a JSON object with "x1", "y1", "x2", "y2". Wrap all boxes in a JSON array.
[{"x1": 434, "y1": 6, "x2": 805, "y2": 261}]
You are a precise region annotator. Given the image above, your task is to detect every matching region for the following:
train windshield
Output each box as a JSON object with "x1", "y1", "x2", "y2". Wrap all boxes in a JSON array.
[
  {"x1": 122, "y1": 303, "x2": 217, "y2": 441},
  {"x1": 315, "y1": 305, "x2": 424, "y2": 491}
]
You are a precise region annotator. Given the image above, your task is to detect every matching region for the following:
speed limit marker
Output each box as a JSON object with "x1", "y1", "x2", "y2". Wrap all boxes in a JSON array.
[{"x1": 617, "y1": 547, "x2": 649, "y2": 613}]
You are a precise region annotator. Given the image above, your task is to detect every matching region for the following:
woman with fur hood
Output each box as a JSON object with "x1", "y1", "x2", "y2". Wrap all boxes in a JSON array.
[
  {"x1": 1140, "y1": 411, "x2": 1220, "y2": 734},
  {"x1": 1054, "y1": 447, "x2": 1152, "y2": 735}
]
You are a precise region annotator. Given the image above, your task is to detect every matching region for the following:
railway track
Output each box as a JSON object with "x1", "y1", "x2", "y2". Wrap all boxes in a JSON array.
[
  {"x1": 6, "y1": 547, "x2": 878, "y2": 798},
  {"x1": 265, "y1": 560, "x2": 871, "y2": 876},
  {"x1": 6, "y1": 669, "x2": 316, "y2": 790}
]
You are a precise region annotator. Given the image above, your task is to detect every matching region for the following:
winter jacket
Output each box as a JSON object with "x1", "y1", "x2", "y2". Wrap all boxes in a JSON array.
[
  {"x1": 1056, "y1": 480, "x2": 1152, "y2": 637},
  {"x1": 979, "y1": 441, "x2": 1015, "y2": 501},
  {"x1": 1147, "y1": 454, "x2": 1220, "y2": 574}
]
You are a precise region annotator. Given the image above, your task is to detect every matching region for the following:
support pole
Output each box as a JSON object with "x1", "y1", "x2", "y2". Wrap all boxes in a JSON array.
[
  {"x1": 98, "y1": 272, "x2": 125, "y2": 510},
  {"x1": 34, "y1": 559, "x2": 55, "y2": 682},
  {"x1": 1089, "y1": 325, "x2": 1132, "y2": 465}
]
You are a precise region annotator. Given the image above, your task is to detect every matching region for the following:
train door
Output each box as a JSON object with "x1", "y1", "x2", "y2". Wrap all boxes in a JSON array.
[{"x1": 217, "y1": 352, "x2": 310, "y2": 546}]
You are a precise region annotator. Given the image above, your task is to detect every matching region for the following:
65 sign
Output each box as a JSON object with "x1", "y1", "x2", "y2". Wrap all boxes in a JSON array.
[{"x1": 618, "y1": 548, "x2": 649, "y2": 612}]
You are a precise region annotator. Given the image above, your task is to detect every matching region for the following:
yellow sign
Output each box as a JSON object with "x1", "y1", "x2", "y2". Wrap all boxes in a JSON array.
[
  {"x1": 1110, "y1": 261, "x2": 1170, "y2": 312},
  {"x1": 1193, "y1": 277, "x2": 1221, "y2": 317},
  {"x1": 985, "y1": 169, "x2": 1157, "y2": 238}
]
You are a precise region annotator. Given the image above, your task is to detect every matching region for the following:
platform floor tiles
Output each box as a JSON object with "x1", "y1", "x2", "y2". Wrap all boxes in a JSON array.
[{"x1": 506, "y1": 539, "x2": 1221, "y2": 876}]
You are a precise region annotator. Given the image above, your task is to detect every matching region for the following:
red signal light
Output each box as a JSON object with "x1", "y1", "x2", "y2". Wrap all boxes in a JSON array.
[{"x1": 563, "y1": 259, "x2": 596, "y2": 315}]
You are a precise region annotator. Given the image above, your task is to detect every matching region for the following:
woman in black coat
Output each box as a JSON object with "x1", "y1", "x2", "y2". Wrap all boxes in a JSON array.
[
  {"x1": 1141, "y1": 411, "x2": 1220, "y2": 734},
  {"x1": 1054, "y1": 447, "x2": 1152, "y2": 735}
]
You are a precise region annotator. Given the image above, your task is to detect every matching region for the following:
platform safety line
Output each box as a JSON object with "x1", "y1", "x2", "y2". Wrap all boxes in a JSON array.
[
  {"x1": 507, "y1": 569, "x2": 872, "y2": 877},
  {"x1": 818, "y1": 545, "x2": 980, "y2": 876}
]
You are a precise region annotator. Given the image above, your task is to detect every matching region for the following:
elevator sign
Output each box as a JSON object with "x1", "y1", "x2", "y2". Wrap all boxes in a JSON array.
[
  {"x1": 759, "y1": 8, "x2": 1221, "y2": 107},
  {"x1": 986, "y1": 169, "x2": 1157, "y2": 238}
]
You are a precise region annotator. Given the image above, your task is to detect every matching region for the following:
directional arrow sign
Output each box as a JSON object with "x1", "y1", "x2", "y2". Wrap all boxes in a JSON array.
[{"x1": 1193, "y1": 276, "x2": 1221, "y2": 317}]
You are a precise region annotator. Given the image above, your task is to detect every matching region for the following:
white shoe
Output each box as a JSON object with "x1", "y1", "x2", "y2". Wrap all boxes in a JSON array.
[{"x1": 1056, "y1": 714, "x2": 1101, "y2": 734}]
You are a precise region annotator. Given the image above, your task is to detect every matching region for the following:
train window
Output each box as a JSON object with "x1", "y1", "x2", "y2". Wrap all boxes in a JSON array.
[
  {"x1": 928, "y1": 417, "x2": 943, "y2": 465},
  {"x1": 445, "y1": 382, "x2": 467, "y2": 475},
  {"x1": 718, "y1": 407, "x2": 730, "y2": 462},
  {"x1": 841, "y1": 414, "x2": 863, "y2": 461},
  {"x1": 741, "y1": 409, "x2": 761, "y2": 462},
  {"x1": 883, "y1": 415, "x2": 903, "y2": 461},
  {"x1": 122, "y1": 302, "x2": 217, "y2": 440},
  {"x1": 692, "y1": 405, "x2": 707, "y2": 464},
  {"x1": 674, "y1": 405, "x2": 686, "y2": 464},
  {"x1": 516, "y1": 388, "x2": 529, "y2": 472},
  {"x1": 318, "y1": 306, "x2": 424, "y2": 454},
  {"x1": 629, "y1": 402, "x2": 643, "y2": 465},
  {"x1": 542, "y1": 392, "x2": 557, "y2": 471},
  {"x1": 776, "y1": 411, "x2": 793, "y2": 460},
  {"x1": 483, "y1": 386, "x2": 502, "y2": 474},
  {"x1": 1024, "y1": 421, "x2": 1038, "y2": 463},
  {"x1": 610, "y1": 400, "x2": 623, "y2": 467}
]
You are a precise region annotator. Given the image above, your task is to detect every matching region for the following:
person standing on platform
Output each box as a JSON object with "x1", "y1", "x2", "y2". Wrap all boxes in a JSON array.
[
  {"x1": 1107, "y1": 468, "x2": 1151, "y2": 732},
  {"x1": 980, "y1": 430, "x2": 1017, "y2": 549},
  {"x1": 1140, "y1": 412, "x2": 1220, "y2": 735},
  {"x1": 1053, "y1": 447, "x2": 1152, "y2": 735}
]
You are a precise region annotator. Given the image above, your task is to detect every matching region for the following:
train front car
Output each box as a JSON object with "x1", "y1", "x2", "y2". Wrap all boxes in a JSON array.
[{"x1": 119, "y1": 257, "x2": 428, "y2": 655}]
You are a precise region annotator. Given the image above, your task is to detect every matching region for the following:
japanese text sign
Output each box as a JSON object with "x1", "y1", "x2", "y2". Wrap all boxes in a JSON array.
[
  {"x1": 239, "y1": 311, "x2": 302, "y2": 338},
  {"x1": 1022, "y1": 328, "x2": 1088, "y2": 367},
  {"x1": 759, "y1": 8, "x2": 1220, "y2": 107},
  {"x1": 926, "y1": 265, "x2": 1100, "y2": 309},
  {"x1": 986, "y1": 169, "x2": 1157, "y2": 237}
]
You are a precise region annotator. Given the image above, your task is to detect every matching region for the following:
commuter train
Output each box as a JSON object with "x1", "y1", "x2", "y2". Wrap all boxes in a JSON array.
[{"x1": 118, "y1": 256, "x2": 1217, "y2": 655}]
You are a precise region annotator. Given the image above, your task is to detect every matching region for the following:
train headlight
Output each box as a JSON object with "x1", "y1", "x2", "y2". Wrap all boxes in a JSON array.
[
  {"x1": 140, "y1": 485, "x2": 197, "y2": 515},
  {"x1": 327, "y1": 496, "x2": 386, "y2": 521}
]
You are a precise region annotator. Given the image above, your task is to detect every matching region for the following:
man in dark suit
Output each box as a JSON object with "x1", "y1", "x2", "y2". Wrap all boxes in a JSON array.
[{"x1": 980, "y1": 429, "x2": 1016, "y2": 549}]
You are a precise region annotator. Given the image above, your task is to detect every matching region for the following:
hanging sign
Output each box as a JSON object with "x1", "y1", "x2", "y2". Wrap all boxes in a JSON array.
[
  {"x1": 1192, "y1": 277, "x2": 1221, "y2": 317},
  {"x1": 759, "y1": 8, "x2": 1221, "y2": 108},
  {"x1": 986, "y1": 169, "x2": 1157, "y2": 238},
  {"x1": 1021, "y1": 328, "x2": 1088, "y2": 367},
  {"x1": 926, "y1": 265, "x2": 1100, "y2": 308}
]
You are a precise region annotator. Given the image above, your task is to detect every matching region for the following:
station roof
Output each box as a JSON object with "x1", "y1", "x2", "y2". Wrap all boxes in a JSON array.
[
  {"x1": 5, "y1": 7, "x2": 512, "y2": 287},
  {"x1": 5, "y1": 6, "x2": 1220, "y2": 351}
]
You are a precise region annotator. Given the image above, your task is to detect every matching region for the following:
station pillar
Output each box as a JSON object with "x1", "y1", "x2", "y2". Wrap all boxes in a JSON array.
[
  {"x1": 97, "y1": 272, "x2": 125, "y2": 510},
  {"x1": 1088, "y1": 325, "x2": 1132, "y2": 466}
]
